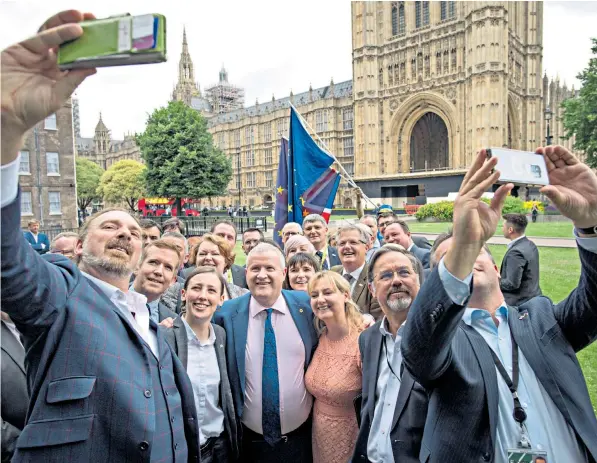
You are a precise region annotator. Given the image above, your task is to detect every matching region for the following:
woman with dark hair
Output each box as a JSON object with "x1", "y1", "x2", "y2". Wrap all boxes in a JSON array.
[
  {"x1": 164, "y1": 267, "x2": 240, "y2": 463},
  {"x1": 284, "y1": 252, "x2": 321, "y2": 291}
]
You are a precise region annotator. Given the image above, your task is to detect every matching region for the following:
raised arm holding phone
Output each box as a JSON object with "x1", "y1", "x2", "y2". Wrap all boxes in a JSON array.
[
  {"x1": 1, "y1": 11, "x2": 200, "y2": 462},
  {"x1": 401, "y1": 148, "x2": 597, "y2": 463}
]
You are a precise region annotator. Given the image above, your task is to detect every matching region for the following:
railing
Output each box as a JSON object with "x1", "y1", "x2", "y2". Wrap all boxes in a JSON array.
[
  {"x1": 27, "y1": 228, "x2": 79, "y2": 242},
  {"x1": 149, "y1": 215, "x2": 268, "y2": 236}
]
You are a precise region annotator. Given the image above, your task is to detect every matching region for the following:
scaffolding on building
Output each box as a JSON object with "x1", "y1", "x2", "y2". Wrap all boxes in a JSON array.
[{"x1": 204, "y1": 66, "x2": 245, "y2": 114}]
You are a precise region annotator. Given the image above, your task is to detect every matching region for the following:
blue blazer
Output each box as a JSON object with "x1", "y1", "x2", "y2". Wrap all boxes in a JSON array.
[
  {"x1": 401, "y1": 250, "x2": 597, "y2": 463},
  {"x1": 22, "y1": 231, "x2": 50, "y2": 254},
  {"x1": 1, "y1": 195, "x2": 200, "y2": 462},
  {"x1": 212, "y1": 290, "x2": 318, "y2": 418}
]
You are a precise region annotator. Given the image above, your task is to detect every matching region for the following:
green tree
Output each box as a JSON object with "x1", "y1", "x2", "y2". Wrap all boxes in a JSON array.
[
  {"x1": 97, "y1": 160, "x2": 146, "y2": 212},
  {"x1": 562, "y1": 38, "x2": 597, "y2": 168},
  {"x1": 75, "y1": 157, "x2": 104, "y2": 213},
  {"x1": 136, "y1": 101, "x2": 232, "y2": 212}
]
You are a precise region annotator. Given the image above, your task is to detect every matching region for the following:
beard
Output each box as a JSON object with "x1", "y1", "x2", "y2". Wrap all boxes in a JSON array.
[
  {"x1": 81, "y1": 239, "x2": 133, "y2": 278},
  {"x1": 385, "y1": 287, "x2": 412, "y2": 313}
]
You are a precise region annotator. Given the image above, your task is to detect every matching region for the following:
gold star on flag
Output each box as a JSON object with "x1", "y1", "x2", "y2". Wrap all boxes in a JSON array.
[
  {"x1": 300, "y1": 196, "x2": 305, "y2": 206},
  {"x1": 277, "y1": 185, "x2": 284, "y2": 195},
  {"x1": 288, "y1": 205, "x2": 293, "y2": 212},
  {"x1": 277, "y1": 230, "x2": 283, "y2": 237}
]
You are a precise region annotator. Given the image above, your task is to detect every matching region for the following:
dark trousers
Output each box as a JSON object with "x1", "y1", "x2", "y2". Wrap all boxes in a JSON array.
[
  {"x1": 240, "y1": 419, "x2": 312, "y2": 463},
  {"x1": 200, "y1": 432, "x2": 230, "y2": 463}
]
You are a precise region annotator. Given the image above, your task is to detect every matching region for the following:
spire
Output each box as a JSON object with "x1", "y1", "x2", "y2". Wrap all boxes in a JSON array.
[
  {"x1": 182, "y1": 26, "x2": 188, "y2": 48},
  {"x1": 219, "y1": 64, "x2": 228, "y2": 83},
  {"x1": 95, "y1": 112, "x2": 108, "y2": 132},
  {"x1": 173, "y1": 26, "x2": 200, "y2": 103}
]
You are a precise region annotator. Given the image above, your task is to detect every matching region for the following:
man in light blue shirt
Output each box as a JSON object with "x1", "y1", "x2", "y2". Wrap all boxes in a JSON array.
[{"x1": 402, "y1": 146, "x2": 597, "y2": 463}]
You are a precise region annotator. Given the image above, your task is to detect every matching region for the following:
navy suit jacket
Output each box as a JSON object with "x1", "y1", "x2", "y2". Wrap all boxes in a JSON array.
[
  {"x1": 410, "y1": 243, "x2": 430, "y2": 269},
  {"x1": 402, "y1": 248, "x2": 597, "y2": 463},
  {"x1": 22, "y1": 231, "x2": 50, "y2": 254},
  {"x1": 212, "y1": 290, "x2": 318, "y2": 419},
  {"x1": 1, "y1": 196, "x2": 200, "y2": 462}
]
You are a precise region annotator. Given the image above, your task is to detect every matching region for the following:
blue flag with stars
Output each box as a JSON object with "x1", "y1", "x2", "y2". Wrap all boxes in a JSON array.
[
  {"x1": 273, "y1": 137, "x2": 289, "y2": 247},
  {"x1": 287, "y1": 106, "x2": 340, "y2": 225}
]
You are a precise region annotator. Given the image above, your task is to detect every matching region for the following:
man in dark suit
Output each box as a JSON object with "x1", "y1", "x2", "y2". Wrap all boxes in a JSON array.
[
  {"x1": 402, "y1": 147, "x2": 597, "y2": 462},
  {"x1": 140, "y1": 218, "x2": 162, "y2": 246},
  {"x1": 1, "y1": 16, "x2": 199, "y2": 460},
  {"x1": 213, "y1": 243, "x2": 318, "y2": 462},
  {"x1": 383, "y1": 220, "x2": 431, "y2": 269},
  {"x1": 23, "y1": 219, "x2": 50, "y2": 254},
  {"x1": 500, "y1": 213, "x2": 542, "y2": 306},
  {"x1": 353, "y1": 245, "x2": 428, "y2": 463},
  {"x1": 377, "y1": 212, "x2": 431, "y2": 250},
  {"x1": 132, "y1": 240, "x2": 181, "y2": 323},
  {"x1": 303, "y1": 213, "x2": 341, "y2": 270},
  {"x1": 331, "y1": 223, "x2": 382, "y2": 320},
  {"x1": 211, "y1": 220, "x2": 248, "y2": 289},
  {"x1": 1, "y1": 313, "x2": 28, "y2": 462}
]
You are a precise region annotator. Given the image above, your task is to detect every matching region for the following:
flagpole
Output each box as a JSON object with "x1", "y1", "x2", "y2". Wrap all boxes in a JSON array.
[{"x1": 288, "y1": 103, "x2": 377, "y2": 209}]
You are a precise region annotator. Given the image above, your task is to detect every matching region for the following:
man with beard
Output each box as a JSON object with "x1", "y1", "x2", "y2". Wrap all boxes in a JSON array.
[
  {"x1": 0, "y1": 12, "x2": 199, "y2": 461},
  {"x1": 352, "y1": 244, "x2": 428, "y2": 462}
]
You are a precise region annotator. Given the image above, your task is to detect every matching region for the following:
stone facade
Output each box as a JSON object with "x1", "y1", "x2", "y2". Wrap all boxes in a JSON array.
[
  {"x1": 351, "y1": 1, "x2": 546, "y2": 205},
  {"x1": 17, "y1": 100, "x2": 78, "y2": 229},
  {"x1": 76, "y1": 113, "x2": 142, "y2": 170}
]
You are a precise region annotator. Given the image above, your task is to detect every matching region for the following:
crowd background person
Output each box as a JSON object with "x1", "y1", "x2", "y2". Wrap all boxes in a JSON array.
[
  {"x1": 284, "y1": 234, "x2": 316, "y2": 262},
  {"x1": 139, "y1": 219, "x2": 162, "y2": 245},
  {"x1": 305, "y1": 271, "x2": 364, "y2": 463},
  {"x1": 303, "y1": 214, "x2": 341, "y2": 270},
  {"x1": 281, "y1": 222, "x2": 303, "y2": 244},
  {"x1": 49, "y1": 231, "x2": 79, "y2": 262},
  {"x1": 210, "y1": 220, "x2": 248, "y2": 289},
  {"x1": 284, "y1": 252, "x2": 321, "y2": 291},
  {"x1": 194, "y1": 234, "x2": 248, "y2": 301},
  {"x1": 165, "y1": 267, "x2": 240, "y2": 462},
  {"x1": 22, "y1": 219, "x2": 50, "y2": 254}
]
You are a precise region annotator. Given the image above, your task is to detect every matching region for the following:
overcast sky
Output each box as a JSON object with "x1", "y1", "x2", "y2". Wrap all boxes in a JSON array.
[{"x1": 1, "y1": 1, "x2": 595, "y2": 139}]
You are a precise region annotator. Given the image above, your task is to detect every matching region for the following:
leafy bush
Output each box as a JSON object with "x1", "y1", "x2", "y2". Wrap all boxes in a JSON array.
[
  {"x1": 415, "y1": 201, "x2": 454, "y2": 222},
  {"x1": 523, "y1": 200, "x2": 545, "y2": 213},
  {"x1": 501, "y1": 196, "x2": 526, "y2": 215}
]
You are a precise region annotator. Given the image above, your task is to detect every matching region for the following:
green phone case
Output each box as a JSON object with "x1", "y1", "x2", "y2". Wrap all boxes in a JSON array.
[{"x1": 58, "y1": 14, "x2": 166, "y2": 69}]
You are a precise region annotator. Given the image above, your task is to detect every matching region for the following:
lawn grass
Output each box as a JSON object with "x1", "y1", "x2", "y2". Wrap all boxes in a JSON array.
[
  {"x1": 408, "y1": 220, "x2": 574, "y2": 238},
  {"x1": 234, "y1": 241, "x2": 596, "y2": 409}
]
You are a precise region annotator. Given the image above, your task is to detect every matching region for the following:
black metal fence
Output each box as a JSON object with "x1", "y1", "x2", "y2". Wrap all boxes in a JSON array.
[
  {"x1": 148, "y1": 215, "x2": 268, "y2": 237},
  {"x1": 26, "y1": 228, "x2": 79, "y2": 242}
]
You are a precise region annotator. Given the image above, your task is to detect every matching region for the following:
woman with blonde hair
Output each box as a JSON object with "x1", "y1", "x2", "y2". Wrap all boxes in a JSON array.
[
  {"x1": 194, "y1": 234, "x2": 248, "y2": 300},
  {"x1": 305, "y1": 271, "x2": 364, "y2": 463}
]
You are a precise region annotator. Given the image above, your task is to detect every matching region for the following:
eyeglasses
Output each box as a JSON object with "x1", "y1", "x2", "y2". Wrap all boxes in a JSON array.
[
  {"x1": 50, "y1": 249, "x2": 75, "y2": 257},
  {"x1": 374, "y1": 268, "x2": 413, "y2": 282},
  {"x1": 337, "y1": 239, "x2": 367, "y2": 248}
]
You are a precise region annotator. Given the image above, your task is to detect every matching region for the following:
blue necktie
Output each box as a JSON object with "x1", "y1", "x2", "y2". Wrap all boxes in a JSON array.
[
  {"x1": 316, "y1": 251, "x2": 329, "y2": 270},
  {"x1": 262, "y1": 308, "x2": 281, "y2": 445}
]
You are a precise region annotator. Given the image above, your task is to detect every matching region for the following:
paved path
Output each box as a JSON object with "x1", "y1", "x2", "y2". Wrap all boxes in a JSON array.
[{"x1": 413, "y1": 233, "x2": 577, "y2": 248}]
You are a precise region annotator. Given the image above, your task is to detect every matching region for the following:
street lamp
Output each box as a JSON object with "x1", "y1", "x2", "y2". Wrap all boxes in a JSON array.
[
  {"x1": 237, "y1": 151, "x2": 242, "y2": 207},
  {"x1": 544, "y1": 107, "x2": 553, "y2": 146}
]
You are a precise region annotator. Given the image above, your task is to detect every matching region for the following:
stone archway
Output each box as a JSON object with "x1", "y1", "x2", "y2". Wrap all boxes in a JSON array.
[
  {"x1": 409, "y1": 112, "x2": 449, "y2": 171},
  {"x1": 263, "y1": 194, "x2": 273, "y2": 205},
  {"x1": 343, "y1": 197, "x2": 353, "y2": 208}
]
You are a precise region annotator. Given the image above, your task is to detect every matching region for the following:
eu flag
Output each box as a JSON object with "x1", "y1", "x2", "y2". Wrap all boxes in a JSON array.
[
  {"x1": 287, "y1": 106, "x2": 340, "y2": 225},
  {"x1": 273, "y1": 138, "x2": 289, "y2": 247}
]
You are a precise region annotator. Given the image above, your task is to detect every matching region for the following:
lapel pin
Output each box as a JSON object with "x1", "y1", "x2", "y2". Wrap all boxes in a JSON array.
[
  {"x1": 519, "y1": 313, "x2": 528, "y2": 320},
  {"x1": 299, "y1": 308, "x2": 304, "y2": 313}
]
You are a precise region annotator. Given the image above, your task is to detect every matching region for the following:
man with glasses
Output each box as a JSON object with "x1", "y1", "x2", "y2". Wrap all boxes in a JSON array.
[
  {"x1": 352, "y1": 244, "x2": 428, "y2": 463},
  {"x1": 163, "y1": 217, "x2": 186, "y2": 235},
  {"x1": 331, "y1": 223, "x2": 381, "y2": 320},
  {"x1": 49, "y1": 232, "x2": 79, "y2": 262},
  {"x1": 281, "y1": 222, "x2": 302, "y2": 245}
]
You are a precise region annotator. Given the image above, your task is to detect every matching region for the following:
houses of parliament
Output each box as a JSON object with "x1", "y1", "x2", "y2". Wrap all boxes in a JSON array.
[{"x1": 76, "y1": 1, "x2": 579, "y2": 209}]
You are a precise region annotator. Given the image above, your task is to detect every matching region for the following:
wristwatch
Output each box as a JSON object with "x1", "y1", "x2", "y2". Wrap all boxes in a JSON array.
[{"x1": 577, "y1": 224, "x2": 597, "y2": 235}]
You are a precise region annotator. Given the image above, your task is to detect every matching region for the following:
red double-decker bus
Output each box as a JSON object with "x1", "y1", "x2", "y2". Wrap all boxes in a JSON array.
[{"x1": 138, "y1": 198, "x2": 202, "y2": 217}]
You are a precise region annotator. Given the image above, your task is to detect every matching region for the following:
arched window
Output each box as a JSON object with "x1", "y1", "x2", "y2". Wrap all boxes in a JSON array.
[{"x1": 391, "y1": 2, "x2": 398, "y2": 36}]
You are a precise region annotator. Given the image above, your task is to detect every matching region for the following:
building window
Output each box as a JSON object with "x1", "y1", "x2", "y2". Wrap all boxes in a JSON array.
[
  {"x1": 391, "y1": 2, "x2": 398, "y2": 36},
  {"x1": 343, "y1": 108, "x2": 353, "y2": 131},
  {"x1": 21, "y1": 191, "x2": 33, "y2": 215},
  {"x1": 246, "y1": 172, "x2": 256, "y2": 188},
  {"x1": 49, "y1": 192, "x2": 61, "y2": 214},
  {"x1": 19, "y1": 150, "x2": 30, "y2": 174},
  {"x1": 44, "y1": 113, "x2": 57, "y2": 130},
  {"x1": 264, "y1": 148, "x2": 273, "y2": 165},
  {"x1": 244, "y1": 126, "x2": 251, "y2": 145},
  {"x1": 46, "y1": 152, "x2": 60, "y2": 175},
  {"x1": 423, "y1": 2, "x2": 429, "y2": 25},
  {"x1": 449, "y1": 1, "x2": 455, "y2": 18},
  {"x1": 316, "y1": 110, "x2": 328, "y2": 133},
  {"x1": 234, "y1": 130, "x2": 240, "y2": 148},
  {"x1": 277, "y1": 118, "x2": 288, "y2": 138},
  {"x1": 264, "y1": 123, "x2": 272, "y2": 142},
  {"x1": 343, "y1": 137, "x2": 354, "y2": 157},
  {"x1": 398, "y1": 3, "x2": 405, "y2": 34},
  {"x1": 441, "y1": 1, "x2": 456, "y2": 20},
  {"x1": 245, "y1": 150, "x2": 254, "y2": 167},
  {"x1": 345, "y1": 163, "x2": 354, "y2": 176},
  {"x1": 415, "y1": 1, "x2": 429, "y2": 28},
  {"x1": 218, "y1": 132, "x2": 225, "y2": 148},
  {"x1": 265, "y1": 171, "x2": 273, "y2": 188}
]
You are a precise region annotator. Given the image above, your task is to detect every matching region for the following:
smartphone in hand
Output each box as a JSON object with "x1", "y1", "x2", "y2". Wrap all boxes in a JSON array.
[{"x1": 486, "y1": 148, "x2": 550, "y2": 186}]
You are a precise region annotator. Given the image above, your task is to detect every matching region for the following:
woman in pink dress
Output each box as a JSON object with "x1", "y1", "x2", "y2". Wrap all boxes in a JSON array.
[{"x1": 305, "y1": 271, "x2": 364, "y2": 463}]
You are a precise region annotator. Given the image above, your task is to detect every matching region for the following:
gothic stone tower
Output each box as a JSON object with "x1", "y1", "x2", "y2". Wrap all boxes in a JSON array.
[
  {"x1": 172, "y1": 27, "x2": 201, "y2": 105},
  {"x1": 93, "y1": 113, "x2": 111, "y2": 169},
  {"x1": 351, "y1": 1, "x2": 543, "y2": 204}
]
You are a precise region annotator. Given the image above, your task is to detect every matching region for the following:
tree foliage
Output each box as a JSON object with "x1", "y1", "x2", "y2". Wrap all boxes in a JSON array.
[
  {"x1": 136, "y1": 101, "x2": 233, "y2": 205},
  {"x1": 97, "y1": 160, "x2": 146, "y2": 212},
  {"x1": 562, "y1": 38, "x2": 597, "y2": 168},
  {"x1": 75, "y1": 157, "x2": 104, "y2": 211}
]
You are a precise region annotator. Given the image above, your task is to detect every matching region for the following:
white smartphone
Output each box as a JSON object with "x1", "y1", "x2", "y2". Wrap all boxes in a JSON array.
[{"x1": 486, "y1": 148, "x2": 550, "y2": 186}]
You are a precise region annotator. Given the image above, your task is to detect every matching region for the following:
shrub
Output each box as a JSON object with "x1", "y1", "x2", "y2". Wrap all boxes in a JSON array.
[
  {"x1": 415, "y1": 201, "x2": 454, "y2": 222},
  {"x1": 523, "y1": 200, "x2": 545, "y2": 213},
  {"x1": 501, "y1": 196, "x2": 526, "y2": 215}
]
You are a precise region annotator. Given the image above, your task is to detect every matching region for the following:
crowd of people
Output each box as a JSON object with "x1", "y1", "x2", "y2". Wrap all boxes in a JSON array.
[{"x1": 2, "y1": 10, "x2": 597, "y2": 463}]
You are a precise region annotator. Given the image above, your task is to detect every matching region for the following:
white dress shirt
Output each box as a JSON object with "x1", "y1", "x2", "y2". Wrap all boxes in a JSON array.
[
  {"x1": 342, "y1": 263, "x2": 365, "y2": 293},
  {"x1": 507, "y1": 234, "x2": 526, "y2": 248},
  {"x1": 243, "y1": 294, "x2": 312, "y2": 435},
  {"x1": 182, "y1": 319, "x2": 225, "y2": 445}
]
